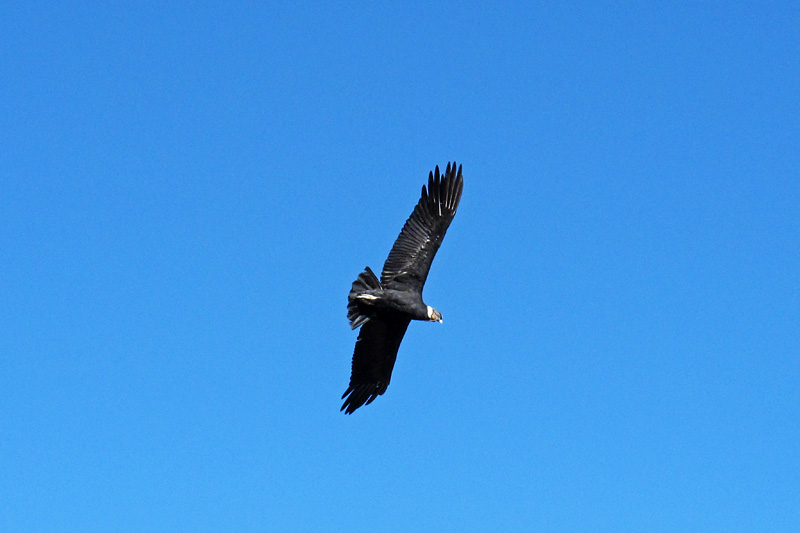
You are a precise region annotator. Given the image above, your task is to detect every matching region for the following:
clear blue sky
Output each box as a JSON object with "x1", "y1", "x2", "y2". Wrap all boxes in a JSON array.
[{"x1": 2, "y1": 2, "x2": 798, "y2": 531}]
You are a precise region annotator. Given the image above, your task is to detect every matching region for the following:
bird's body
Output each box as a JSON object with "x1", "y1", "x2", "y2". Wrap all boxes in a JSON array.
[
  {"x1": 342, "y1": 162, "x2": 463, "y2": 414},
  {"x1": 354, "y1": 285, "x2": 429, "y2": 320}
]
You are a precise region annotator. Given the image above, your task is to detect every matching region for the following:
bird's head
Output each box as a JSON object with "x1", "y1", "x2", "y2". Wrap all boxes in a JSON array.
[{"x1": 426, "y1": 305, "x2": 443, "y2": 323}]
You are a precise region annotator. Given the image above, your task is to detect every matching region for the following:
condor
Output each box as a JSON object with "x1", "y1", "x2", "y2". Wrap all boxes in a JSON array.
[{"x1": 342, "y1": 162, "x2": 464, "y2": 414}]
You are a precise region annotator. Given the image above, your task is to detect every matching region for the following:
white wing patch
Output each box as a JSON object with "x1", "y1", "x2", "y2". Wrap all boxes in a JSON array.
[{"x1": 357, "y1": 294, "x2": 379, "y2": 300}]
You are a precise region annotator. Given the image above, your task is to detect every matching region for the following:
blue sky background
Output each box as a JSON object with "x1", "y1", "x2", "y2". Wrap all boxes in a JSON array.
[{"x1": 2, "y1": 2, "x2": 798, "y2": 531}]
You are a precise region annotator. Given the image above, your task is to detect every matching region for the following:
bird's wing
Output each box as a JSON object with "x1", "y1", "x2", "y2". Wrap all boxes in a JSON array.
[
  {"x1": 381, "y1": 162, "x2": 464, "y2": 293},
  {"x1": 341, "y1": 316, "x2": 411, "y2": 414}
]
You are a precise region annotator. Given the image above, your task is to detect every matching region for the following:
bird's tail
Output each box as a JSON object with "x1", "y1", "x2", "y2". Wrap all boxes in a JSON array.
[{"x1": 347, "y1": 266, "x2": 383, "y2": 329}]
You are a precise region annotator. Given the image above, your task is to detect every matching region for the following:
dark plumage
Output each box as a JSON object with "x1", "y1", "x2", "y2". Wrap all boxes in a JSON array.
[{"x1": 342, "y1": 162, "x2": 464, "y2": 414}]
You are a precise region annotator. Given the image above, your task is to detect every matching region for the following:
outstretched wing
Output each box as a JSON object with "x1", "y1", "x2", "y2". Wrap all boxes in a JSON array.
[
  {"x1": 341, "y1": 316, "x2": 411, "y2": 414},
  {"x1": 381, "y1": 162, "x2": 464, "y2": 293}
]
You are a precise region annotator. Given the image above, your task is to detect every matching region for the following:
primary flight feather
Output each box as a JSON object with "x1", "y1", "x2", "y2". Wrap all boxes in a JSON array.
[{"x1": 342, "y1": 162, "x2": 464, "y2": 414}]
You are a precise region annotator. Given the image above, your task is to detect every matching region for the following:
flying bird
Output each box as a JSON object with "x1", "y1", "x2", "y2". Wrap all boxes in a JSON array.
[{"x1": 342, "y1": 162, "x2": 464, "y2": 414}]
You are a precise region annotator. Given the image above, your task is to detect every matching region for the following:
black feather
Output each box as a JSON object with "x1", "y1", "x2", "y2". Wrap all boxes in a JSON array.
[
  {"x1": 381, "y1": 161, "x2": 463, "y2": 292},
  {"x1": 341, "y1": 317, "x2": 411, "y2": 414}
]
